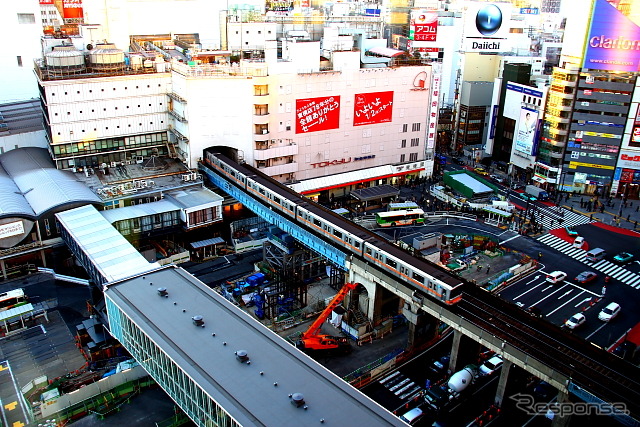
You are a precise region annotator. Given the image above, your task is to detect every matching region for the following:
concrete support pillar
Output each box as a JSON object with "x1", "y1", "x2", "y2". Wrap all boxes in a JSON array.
[
  {"x1": 551, "y1": 390, "x2": 572, "y2": 427},
  {"x1": 494, "y1": 359, "x2": 512, "y2": 407},
  {"x1": 449, "y1": 329, "x2": 482, "y2": 373},
  {"x1": 0, "y1": 259, "x2": 6, "y2": 280},
  {"x1": 40, "y1": 249, "x2": 47, "y2": 267},
  {"x1": 402, "y1": 302, "x2": 438, "y2": 350}
]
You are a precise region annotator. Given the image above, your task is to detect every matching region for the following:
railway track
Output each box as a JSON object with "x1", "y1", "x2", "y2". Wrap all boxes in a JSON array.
[{"x1": 455, "y1": 288, "x2": 640, "y2": 416}]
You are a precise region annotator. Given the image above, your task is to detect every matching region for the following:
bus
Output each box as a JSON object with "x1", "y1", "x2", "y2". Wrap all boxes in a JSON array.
[
  {"x1": 388, "y1": 202, "x2": 419, "y2": 211},
  {"x1": 375, "y1": 209, "x2": 425, "y2": 227},
  {"x1": 0, "y1": 288, "x2": 27, "y2": 312}
]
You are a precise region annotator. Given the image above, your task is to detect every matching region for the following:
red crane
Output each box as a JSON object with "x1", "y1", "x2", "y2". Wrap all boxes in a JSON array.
[{"x1": 296, "y1": 282, "x2": 357, "y2": 355}]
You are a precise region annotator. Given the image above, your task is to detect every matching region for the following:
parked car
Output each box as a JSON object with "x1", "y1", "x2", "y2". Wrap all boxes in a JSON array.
[
  {"x1": 613, "y1": 340, "x2": 637, "y2": 361},
  {"x1": 474, "y1": 167, "x2": 490, "y2": 176},
  {"x1": 574, "y1": 271, "x2": 598, "y2": 284},
  {"x1": 564, "y1": 313, "x2": 586, "y2": 329},
  {"x1": 510, "y1": 182, "x2": 526, "y2": 190},
  {"x1": 479, "y1": 355, "x2": 503, "y2": 376},
  {"x1": 490, "y1": 174, "x2": 505, "y2": 183},
  {"x1": 598, "y1": 302, "x2": 621, "y2": 322},
  {"x1": 546, "y1": 271, "x2": 567, "y2": 284},
  {"x1": 613, "y1": 252, "x2": 634, "y2": 264},
  {"x1": 452, "y1": 157, "x2": 465, "y2": 165},
  {"x1": 429, "y1": 355, "x2": 451, "y2": 377}
]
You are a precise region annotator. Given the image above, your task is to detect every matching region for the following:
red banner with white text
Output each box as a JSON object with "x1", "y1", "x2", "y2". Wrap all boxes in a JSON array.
[
  {"x1": 295, "y1": 96, "x2": 341, "y2": 134},
  {"x1": 353, "y1": 91, "x2": 394, "y2": 126}
]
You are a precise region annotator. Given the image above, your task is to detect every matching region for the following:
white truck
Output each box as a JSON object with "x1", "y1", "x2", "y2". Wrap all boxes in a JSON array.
[
  {"x1": 447, "y1": 364, "x2": 478, "y2": 397},
  {"x1": 525, "y1": 185, "x2": 549, "y2": 201}
]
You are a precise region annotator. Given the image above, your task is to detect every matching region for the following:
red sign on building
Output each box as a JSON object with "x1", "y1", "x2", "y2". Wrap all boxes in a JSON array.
[
  {"x1": 295, "y1": 96, "x2": 341, "y2": 134},
  {"x1": 410, "y1": 11, "x2": 438, "y2": 41},
  {"x1": 39, "y1": 0, "x2": 54, "y2": 4},
  {"x1": 353, "y1": 91, "x2": 394, "y2": 126},
  {"x1": 62, "y1": 0, "x2": 84, "y2": 21}
]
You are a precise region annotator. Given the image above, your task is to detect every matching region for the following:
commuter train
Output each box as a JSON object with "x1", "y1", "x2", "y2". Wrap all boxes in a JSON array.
[{"x1": 203, "y1": 149, "x2": 465, "y2": 305}]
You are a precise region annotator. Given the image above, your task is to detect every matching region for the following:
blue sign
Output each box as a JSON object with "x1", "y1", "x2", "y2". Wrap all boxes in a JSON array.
[{"x1": 519, "y1": 8, "x2": 539, "y2": 15}]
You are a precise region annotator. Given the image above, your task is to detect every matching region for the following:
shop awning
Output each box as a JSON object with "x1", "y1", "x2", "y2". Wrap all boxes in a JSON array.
[
  {"x1": 190, "y1": 237, "x2": 225, "y2": 249},
  {"x1": 351, "y1": 185, "x2": 400, "y2": 201}
]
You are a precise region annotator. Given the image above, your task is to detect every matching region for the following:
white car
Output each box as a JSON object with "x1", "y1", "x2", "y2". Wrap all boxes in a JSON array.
[
  {"x1": 565, "y1": 313, "x2": 586, "y2": 329},
  {"x1": 573, "y1": 236, "x2": 585, "y2": 249},
  {"x1": 598, "y1": 302, "x2": 621, "y2": 322},
  {"x1": 546, "y1": 271, "x2": 567, "y2": 284},
  {"x1": 479, "y1": 355, "x2": 503, "y2": 376}
]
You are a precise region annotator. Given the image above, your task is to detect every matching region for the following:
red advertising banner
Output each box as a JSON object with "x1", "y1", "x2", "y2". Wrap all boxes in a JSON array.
[
  {"x1": 410, "y1": 11, "x2": 438, "y2": 41},
  {"x1": 353, "y1": 91, "x2": 394, "y2": 126},
  {"x1": 295, "y1": 96, "x2": 341, "y2": 134},
  {"x1": 62, "y1": 0, "x2": 84, "y2": 20},
  {"x1": 39, "y1": 0, "x2": 54, "y2": 4}
]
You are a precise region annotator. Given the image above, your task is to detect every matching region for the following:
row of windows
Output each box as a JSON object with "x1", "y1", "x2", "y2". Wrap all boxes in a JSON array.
[
  {"x1": 400, "y1": 153, "x2": 419, "y2": 162},
  {"x1": 402, "y1": 123, "x2": 422, "y2": 133},
  {"x1": 54, "y1": 102, "x2": 163, "y2": 116},
  {"x1": 113, "y1": 212, "x2": 180, "y2": 236},
  {"x1": 55, "y1": 120, "x2": 165, "y2": 136},
  {"x1": 107, "y1": 303, "x2": 239, "y2": 427},
  {"x1": 188, "y1": 207, "x2": 220, "y2": 226},
  {"x1": 52, "y1": 133, "x2": 168, "y2": 157},
  {"x1": 52, "y1": 84, "x2": 163, "y2": 97}
]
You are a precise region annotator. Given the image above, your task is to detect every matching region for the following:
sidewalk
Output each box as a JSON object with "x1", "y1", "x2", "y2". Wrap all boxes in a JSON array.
[{"x1": 561, "y1": 194, "x2": 640, "y2": 232}]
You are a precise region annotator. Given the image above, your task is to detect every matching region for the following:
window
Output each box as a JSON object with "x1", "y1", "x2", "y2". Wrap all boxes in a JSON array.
[
  {"x1": 402, "y1": 124, "x2": 408, "y2": 132},
  {"x1": 409, "y1": 153, "x2": 418, "y2": 162},
  {"x1": 401, "y1": 139, "x2": 407, "y2": 148},
  {"x1": 17, "y1": 13, "x2": 36, "y2": 24},
  {"x1": 16, "y1": 56, "x2": 22, "y2": 67},
  {"x1": 411, "y1": 138, "x2": 419, "y2": 147},
  {"x1": 412, "y1": 123, "x2": 421, "y2": 132},
  {"x1": 400, "y1": 154, "x2": 406, "y2": 162}
]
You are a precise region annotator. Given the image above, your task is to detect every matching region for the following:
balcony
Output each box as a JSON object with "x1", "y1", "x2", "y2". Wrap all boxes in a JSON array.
[
  {"x1": 254, "y1": 130, "x2": 270, "y2": 142},
  {"x1": 254, "y1": 143, "x2": 298, "y2": 161},
  {"x1": 168, "y1": 110, "x2": 187, "y2": 123},
  {"x1": 257, "y1": 162, "x2": 298, "y2": 176},
  {"x1": 253, "y1": 113, "x2": 270, "y2": 125}
]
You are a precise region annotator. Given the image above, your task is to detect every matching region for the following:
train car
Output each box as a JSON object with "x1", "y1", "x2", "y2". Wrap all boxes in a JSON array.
[{"x1": 203, "y1": 149, "x2": 465, "y2": 304}]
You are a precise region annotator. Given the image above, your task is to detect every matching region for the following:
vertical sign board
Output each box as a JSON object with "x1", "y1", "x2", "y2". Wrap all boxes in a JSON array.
[
  {"x1": 427, "y1": 72, "x2": 441, "y2": 149},
  {"x1": 583, "y1": 0, "x2": 640, "y2": 72},
  {"x1": 62, "y1": 0, "x2": 84, "y2": 23},
  {"x1": 295, "y1": 96, "x2": 341, "y2": 134},
  {"x1": 353, "y1": 92, "x2": 394, "y2": 126},
  {"x1": 0, "y1": 221, "x2": 24, "y2": 240},
  {"x1": 410, "y1": 10, "x2": 438, "y2": 41},
  {"x1": 514, "y1": 108, "x2": 539, "y2": 156}
]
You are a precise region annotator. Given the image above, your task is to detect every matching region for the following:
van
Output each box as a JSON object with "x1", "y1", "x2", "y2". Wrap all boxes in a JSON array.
[{"x1": 586, "y1": 248, "x2": 606, "y2": 262}]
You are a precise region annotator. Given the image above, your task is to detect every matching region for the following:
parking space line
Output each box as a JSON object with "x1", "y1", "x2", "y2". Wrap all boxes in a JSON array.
[
  {"x1": 585, "y1": 323, "x2": 608, "y2": 340},
  {"x1": 530, "y1": 284, "x2": 570, "y2": 308},
  {"x1": 546, "y1": 291, "x2": 585, "y2": 317}
]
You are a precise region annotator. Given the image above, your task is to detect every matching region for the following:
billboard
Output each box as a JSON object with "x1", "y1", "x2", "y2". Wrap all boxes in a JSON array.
[
  {"x1": 353, "y1": 91, "x2": 394, "y2": 126},
  {"x1": 464, "y1": 3, "x2": 512, "y2": 52},
  {"x1": 295, "y1": 96, "x2": 340, "y2": 134},
  {"x1": 62, "y1": 0, "x2": 84, "y2": 23},
  {"x1": 0, "y1": 221, "x2": 24, "y2": 240},
  {"x1": 410, "y1": 10, "x2": 438, "y2": 42},
  {"x1": 583, "y1": 0, "x2": 640, "y2": 72},
  {"x1": 514, "y1": 108, "x2": 538, "y2": 155}
]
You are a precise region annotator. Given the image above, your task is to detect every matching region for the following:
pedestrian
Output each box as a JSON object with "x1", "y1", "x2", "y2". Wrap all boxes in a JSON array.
[
  {"x1": 537, "y1": 251, "x2": 542, "y2": 261},
  {"x1": 486, "y1": 265, "x2": 491, "y2": 274},
  {"x1": 616, "y1": 218, "x2": 621, "y2": 226},
  {"x1": 636, "y1": 205, "x2": 639, "y2": 213},
  {"x1": 627, "y1": 214, "x2": 631, "y2": 222}
]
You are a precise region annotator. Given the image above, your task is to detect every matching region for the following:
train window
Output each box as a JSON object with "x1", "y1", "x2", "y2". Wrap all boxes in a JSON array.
[
  {"x1": 400, "y1": 266, "x2": 406, "y2": 274},
  {"x1": 274, "y1": 196, "x2": 281, "y2": 204},
  {"x1": 386, "y1": 258, "x2": 397, "y2": 268},
  {"x1": 354, "y1": 242, "x2": 360, "y2": 249},
  {"x1": 365, "y1": 247, "x2": 372, "y2": 255},
  {"x1": 313, "y1": 218, "x2": 321, "y2": 227},
  {"x1": 259, "y1": 188, "x2": 265, "y2": 195},
  {"x1": 412, "y1": 272, "x2": 424, "y2": 283},
  {"x1": 333, "y1": 229, "x2": 342, "y2": 238},
  {"x1": 374, "y1": 253, "x2": 379, "y2": 259}
]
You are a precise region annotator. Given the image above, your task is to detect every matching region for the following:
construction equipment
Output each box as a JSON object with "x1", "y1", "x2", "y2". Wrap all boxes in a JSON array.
[{"x1": 296, "y1": 282, "x2": 357, "y2": 356}]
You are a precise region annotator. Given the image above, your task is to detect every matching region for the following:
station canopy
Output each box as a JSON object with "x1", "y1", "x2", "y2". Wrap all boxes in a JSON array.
[{"x1": 350, "y1": 185, "x2": 400, "y2": 201}]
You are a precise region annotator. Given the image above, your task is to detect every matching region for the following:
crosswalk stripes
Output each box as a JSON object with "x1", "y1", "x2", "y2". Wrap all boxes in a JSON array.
[
  {"x1": 536, "y1": 234, "x2": 640, "y2": 288},
  {"x1": 532, "y1": 207, "x2": 594, "y2": 231}
]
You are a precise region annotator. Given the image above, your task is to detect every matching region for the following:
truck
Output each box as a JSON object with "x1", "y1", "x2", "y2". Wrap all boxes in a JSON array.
[
  {"x1": 447, "y1": 364, "x2": 478, "y2": 398},
  {"x1": 525, "y1": 185, "x2": 549, "y2": 201}
]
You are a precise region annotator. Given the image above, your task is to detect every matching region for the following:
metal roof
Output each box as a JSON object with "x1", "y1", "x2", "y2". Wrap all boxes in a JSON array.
[
  {"x1": 56, "y1": 205, "x2": 160, "y2": 284},
  {"x1": 0, "y1": 148, "x2": 101, "y2": 217},
  {"x1": 351, "y1": 185, "x2": 400, "y2": 201},
  {"x1": 101, "y1": 200, "x2": 179, "y2": 223},
  {"x1": 163, "y1": 187, "x2": 224, "y2": 210},
  {"x1": 0, "y1": 167, "x2": 36, "y2": 219},
  {"x1": 190, "y1": 237, "x2": 224, "y2": 249},
  {"x1": 105, "y1": 266, "x2": 403, "y2": 427}
]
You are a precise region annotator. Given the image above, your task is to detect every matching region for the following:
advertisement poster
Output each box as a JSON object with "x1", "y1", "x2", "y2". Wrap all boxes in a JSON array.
[
  {"x1": 514, "y1": 108, "x2": 538, "y2": 155},
  {"x1": 583, "y1": 0, "x2": 640, "y2": 72},
  {"x1": 0, "y1": 221, "x2": 24, "y2": 240},
  {"x1": 353, "y1": 91, "x2": 394, "y2": 126},
  {"x1": 62, "y1": 0, "x2": 84, "y2": 22},
  {"x1": 295, "y1": 96, "x2": 340, "y2": 134},
  {"x1": 410, "y1": 10, "x2": 438, "y2": 41}
]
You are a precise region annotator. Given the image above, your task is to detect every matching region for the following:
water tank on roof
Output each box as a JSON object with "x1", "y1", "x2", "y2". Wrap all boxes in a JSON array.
[
  {"x1": 89, "y1": 43, "x2": 125, "y2": 71},
  {"x1": 45, "y1": 45, "x2": 85, "y2": 69}
]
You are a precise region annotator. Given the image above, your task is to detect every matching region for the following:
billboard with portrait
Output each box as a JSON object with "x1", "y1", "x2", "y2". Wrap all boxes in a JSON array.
[
  {"x1": 514, "y1": 108, "x2": 538, "y2": 155},
  {"x1": 353, "y1": 91, "x2": 394, "y2": 126},
  {"x1": 583, "y1": 0, "x2": 640, "y2": 72},
  {"x1": 295, "y1": 96, "x2": 340, "y2": 134}
]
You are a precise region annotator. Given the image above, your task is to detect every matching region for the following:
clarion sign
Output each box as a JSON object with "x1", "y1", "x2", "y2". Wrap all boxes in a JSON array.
[{"x1": 589, "y1": 35, "x2": 640, "y2": 50}]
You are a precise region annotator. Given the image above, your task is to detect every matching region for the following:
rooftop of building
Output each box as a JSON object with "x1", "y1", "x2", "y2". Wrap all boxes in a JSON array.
[
  {"x1": 104, "y1": 265, "x2": 403, "y2": 427},
  {"x1": 0, "y1": 99, "x2": 44, "y2": 135}
]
